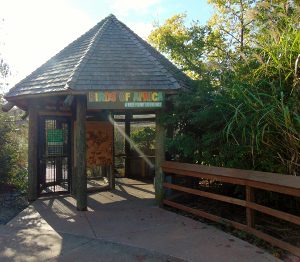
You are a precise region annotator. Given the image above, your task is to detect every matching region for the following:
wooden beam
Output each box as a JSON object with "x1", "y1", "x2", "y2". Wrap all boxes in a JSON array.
[
  {"x1": 111, "y1": 114, "x2": 115, "y2": 189},
  {"x1": 1, "y1": 101, "x2": 15, "y2": 112},
  {"x1": 247, "y1": 201, "x2": 300, "y2": 226},
  {"x1": 108, "y1": 165, "x2": 115, "y2": 190},
  {"x1": 125, "y1": 112, "x2": 131, "y2": 177},
  {"x1": 71, "y1": 111, "x2": 76, "y2": 196},
  {"x1": 162, "y1": 163, "x2": 300, "y2": 197},
  {"x1": 76, "y1": 96, "x2": 87, "y2": 211},
  {"x1": 155, "y1": 112, "x2": 165, "y2": 205},
  {"x1": 28, "y1": 104, "x2": 38, "y2": 201},
  {"x1": 163, "y1": 199, "x2": 247, "y2": 231},
  {"x1": 161, "y1": 161, "x2": 300, "y2": 257},
  {"x1": 21, "y1": 111, "x2": 29, "y2": 120},
  {"x1": 164, "y1": 182, "x2": 300, "y2": 225},
  {"x1": 164, "y1": 120, "x2": 174, "y2": 196},
  {"x1": 114, "y1": 118, "x2": 156, "y2": 123},
  {"x1": 163, "y1": 182, "x2": 246, "y2": 207},
  {"x1": 63, "y1": 95, "x2": 74, "y2": 108},
  {"x1": 161, "y1": 161, "x2": 300, "y2": 192},
  {"x1": 39, "y1": 111, "x2": 72, "y2": 116},
  {"x1": 162, "y1": 167, "x2": 247, "y2": 186},
  {"x1": 163, "y1": 199, "x2": 300, "y2": 257}
]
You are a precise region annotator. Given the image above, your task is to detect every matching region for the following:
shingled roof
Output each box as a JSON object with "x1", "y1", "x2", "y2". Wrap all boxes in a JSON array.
[{"x1": 6, "y1": 14, "x2": 191, "y2": 99}]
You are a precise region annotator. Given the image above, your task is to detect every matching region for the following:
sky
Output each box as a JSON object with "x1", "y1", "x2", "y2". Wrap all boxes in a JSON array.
[{"x1": 0, "y1": 0, "x2": 213, "y2": 89}]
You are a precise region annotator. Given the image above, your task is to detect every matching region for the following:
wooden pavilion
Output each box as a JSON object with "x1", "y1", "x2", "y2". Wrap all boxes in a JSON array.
[{"x1": 3, "y1": 14, "x2": 191, "y2": 211}]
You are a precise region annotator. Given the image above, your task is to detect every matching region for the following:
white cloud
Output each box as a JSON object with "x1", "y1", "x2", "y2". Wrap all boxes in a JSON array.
[
  {"x1": 0, "y1": 0, "x2": 93, "y2": 86},
  {"x1": 128, "y1": 21, "x2": 154, "y2": 40}
]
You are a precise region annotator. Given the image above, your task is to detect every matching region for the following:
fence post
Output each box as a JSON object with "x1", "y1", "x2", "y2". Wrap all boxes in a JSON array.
[{"x1": 246, "y1": 185, "x2": 255, "y2": 228}]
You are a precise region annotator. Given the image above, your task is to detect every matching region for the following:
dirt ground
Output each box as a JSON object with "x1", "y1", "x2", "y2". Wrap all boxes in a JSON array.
[{"x1": 0, "y1": 184, "x2": 28, "y2": 225}]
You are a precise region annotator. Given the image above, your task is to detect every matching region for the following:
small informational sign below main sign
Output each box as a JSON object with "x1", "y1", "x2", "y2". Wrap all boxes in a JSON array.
[{"x1": 88, "y1": 91, "x2": 164, "y2": 109}]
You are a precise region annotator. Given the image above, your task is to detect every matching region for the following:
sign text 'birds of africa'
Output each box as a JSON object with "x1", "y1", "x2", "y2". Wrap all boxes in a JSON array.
[{"x1": 88, "y1": 91, "x2": 164, "y2": 109}]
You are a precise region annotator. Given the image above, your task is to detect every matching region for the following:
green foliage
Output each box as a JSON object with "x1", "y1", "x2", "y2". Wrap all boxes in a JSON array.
[
  {"x1": 149, "y1": 14, "x2": 210, "y2": 78},
  {"x1": 0, "y1": 58, "x2": 9, "y2": 81},
  {"x1": 0, "y1": 19, "x2": 9, "y2": 92},
  {"x1": 114, "y1": 123, "x2": 125, "y2": 155},
  {"x1": 148, "y1": 1, "x2": 300, "y2": 175},
  {"x1": 253, "y1": 2, "x2": 300, "y2": 93},
  {"x1": 0, "y1": 27, "x2": 28, "y2": 191},
  {"x1": 131, "y1": 127, "x2": 156, "y2": 154},
  {"x1": 224, "y1": 2, "x2": 300, "y2": 174},
  {"x1": 0, "y1": 98, "x2": 28, "y2": 191},
  {"x1": 208, "y1": 0, "x2": 256, "y2": 54}
]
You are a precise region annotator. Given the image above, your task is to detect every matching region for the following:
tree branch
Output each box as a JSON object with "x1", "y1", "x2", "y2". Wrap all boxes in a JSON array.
[{"x1": 219, "y1": 27, "x2": 241, "y2": 43}]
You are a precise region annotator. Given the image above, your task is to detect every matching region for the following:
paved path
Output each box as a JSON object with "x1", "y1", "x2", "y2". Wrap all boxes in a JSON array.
[{"x1": 0, "y1": 178, "x2": 279, "y2": 261}]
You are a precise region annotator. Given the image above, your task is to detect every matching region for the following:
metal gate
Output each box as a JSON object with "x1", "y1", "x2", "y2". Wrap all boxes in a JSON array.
[{"x1": 38, "y1": 116, "x2": 71, "y2": 195}]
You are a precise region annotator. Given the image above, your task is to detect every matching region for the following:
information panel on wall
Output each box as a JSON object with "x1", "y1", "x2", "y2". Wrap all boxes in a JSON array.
[
  {"x1": 87, "y1": 91, "x2": 164, "y2": 109},
  {"x1": 47, "y1": 129, "x2": 64, "y2": 156}
]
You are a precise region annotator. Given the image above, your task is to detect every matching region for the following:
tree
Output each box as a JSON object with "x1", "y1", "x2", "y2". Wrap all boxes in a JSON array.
[
  {"x1": 208, "y1": 0, "x2": 255, "y2": 54},
  {"x1": 0, "y1": 19, "x2": 28, "y2": 191},
  {"x1": 148, "y1": 1, "x2": 300, "y2": 175},
  {"x1": 148, "y1": 14, "x2": 210, "y2": 79},
  {"x1": 0, "y1": 19, "x2": 9, "y2": 93},
  {"x1": 225, "y1": 2, "x2": 300, "y2": 175},
  {"x1": 131, "y1": 127, "x2": 156, "y2": 154},
  {"x1": 0, "y1": 99, "x2": 28, "y2": 191}
]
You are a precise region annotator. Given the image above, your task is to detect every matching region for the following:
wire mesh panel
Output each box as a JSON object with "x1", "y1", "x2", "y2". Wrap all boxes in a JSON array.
[{"x1": 39, "y1": 117, "x2": 71, "y2": 194}]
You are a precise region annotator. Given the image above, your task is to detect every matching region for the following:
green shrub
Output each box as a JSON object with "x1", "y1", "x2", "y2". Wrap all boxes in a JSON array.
[
  {"x1": 131, "y1": 127, "x2": 156, "y2": 154},
  {"x1": 0, "y1": 97, "x2": 28, "y2": 192}
]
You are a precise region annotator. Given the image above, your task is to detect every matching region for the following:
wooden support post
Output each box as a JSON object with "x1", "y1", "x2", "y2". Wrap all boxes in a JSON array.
[
  {"x1": 125, "y1": 112, "x2": 131, "y2": 177},
  {"x1": 76, "y1": 96, "x2": 87, "y2": 211},
  {"x1": 111, "y1": 112, "x2": 116, "y2": 189},
  {"x1": 108, "y1": 165, "x2": 115, "y2": 190},
  {"x1": 71, "y1": 112, "x2": 76, "y2": 196},
  {"x1": 246, "y1": 185, "x2": 255, "y2": 228},
  {"x1": 165, "y1": 122, "x2": 174, "y2": 197},
  {"x1": 28, "y1": 103, "x2": 38, "y2": 201},
  {"x1": 155, "y1": 112, "x2": 165, "y2": 205}
]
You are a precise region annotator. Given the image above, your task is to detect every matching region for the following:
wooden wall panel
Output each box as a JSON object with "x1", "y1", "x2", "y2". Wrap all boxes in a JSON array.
[{"x1": 86, "y1": 122, "x2": 113, "y2": 167}]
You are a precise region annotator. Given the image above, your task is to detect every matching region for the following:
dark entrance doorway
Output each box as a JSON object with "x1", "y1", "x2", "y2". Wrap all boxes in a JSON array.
[
  {"x1": 38, "y1": 116, "x2": 71, "y2": 195},
  {"x1": 113, "y1": 114, "x2": 156, "y2": 180}
]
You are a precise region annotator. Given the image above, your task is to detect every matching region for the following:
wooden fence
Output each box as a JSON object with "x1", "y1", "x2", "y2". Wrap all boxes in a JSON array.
[{"x1": 161, "y1": 161, "x2": 300, "y2": 256}]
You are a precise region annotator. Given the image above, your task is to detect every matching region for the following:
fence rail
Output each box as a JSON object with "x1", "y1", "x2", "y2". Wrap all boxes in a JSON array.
[{"x1": 161, "y1": 161, "x2": 300, "y2": 256}]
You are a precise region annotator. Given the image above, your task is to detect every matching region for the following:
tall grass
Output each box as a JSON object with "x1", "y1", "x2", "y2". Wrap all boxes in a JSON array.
[{"x1": 225, "y1": 3, "x2": 300, "y2": 175}]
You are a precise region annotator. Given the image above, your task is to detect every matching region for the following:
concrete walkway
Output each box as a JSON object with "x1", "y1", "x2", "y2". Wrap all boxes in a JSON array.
[{"x1": 0, "y1": 178, "x2": 279, "y2": 262}]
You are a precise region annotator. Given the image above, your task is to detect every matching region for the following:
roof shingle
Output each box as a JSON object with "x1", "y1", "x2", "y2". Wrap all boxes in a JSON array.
[{"x1": 6, "y1": 14, "x2": 191, "y2": 99}]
